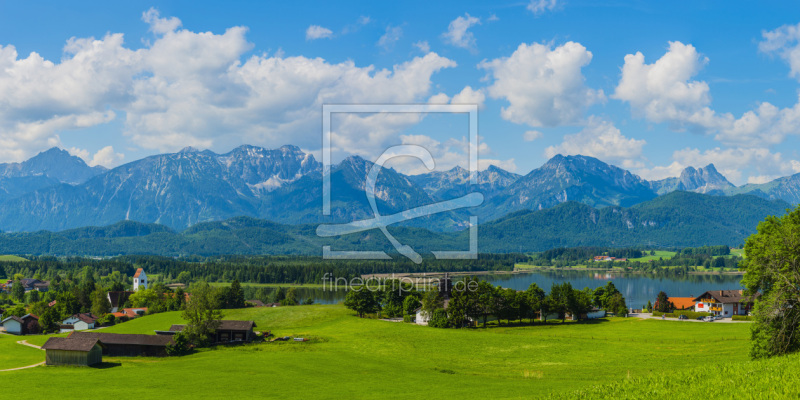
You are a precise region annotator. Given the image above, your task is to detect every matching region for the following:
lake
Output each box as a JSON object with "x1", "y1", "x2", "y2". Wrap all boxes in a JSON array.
[
  {"x1": 248, "y1": 270, "x2": 744, "y2": 308},
  {"x1": 485, "y1": 270, "x2": 744, "y2": 309}
]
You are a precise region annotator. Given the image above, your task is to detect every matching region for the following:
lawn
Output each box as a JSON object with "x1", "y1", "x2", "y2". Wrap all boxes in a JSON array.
[
  {"x1": 628, "y1": 250, "x2": 677, "y2": 262},
  {"x1": 0, "y1": 255, "x2": 27, "y2": 262},
  {"x1": 2, "y1": 304, "x2": 755, "y2": 399},
  {"x1": 0, "y1": 333, "x2": 44, "y2": 370}
]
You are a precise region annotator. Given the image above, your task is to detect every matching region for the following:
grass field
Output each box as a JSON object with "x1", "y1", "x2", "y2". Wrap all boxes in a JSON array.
[
  {"x1": 0, "y1": 333, "x2": 44, "y2": 370},
  {"x1": 1, "y1": 304, "x2": 756, "y2": 399},
  {"x1": 628, "y1": 251, "x2": 677, "y2": 262},
  {"x1": 0, "y1": 255, "x2": 27, "y2": 262}
]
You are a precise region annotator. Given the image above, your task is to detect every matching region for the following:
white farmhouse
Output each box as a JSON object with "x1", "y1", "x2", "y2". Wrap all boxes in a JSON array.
[{"x1": 133, "y1": 268, "x2": 148, "y2": 291}]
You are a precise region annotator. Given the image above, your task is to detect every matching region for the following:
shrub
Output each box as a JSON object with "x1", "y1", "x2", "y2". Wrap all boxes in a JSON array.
[
  {"x1": 403, "y1": 315, "x2": 414, "y2": 323},
  {"x1": 672, "y1": 310, "x2": 711, "y2": 319},
  {"x1": 428, "y1": 309, "x2": 449, "y2": 328},
  {"x1": 732, "y1": 315, "x2": 752, "y2": 321}
]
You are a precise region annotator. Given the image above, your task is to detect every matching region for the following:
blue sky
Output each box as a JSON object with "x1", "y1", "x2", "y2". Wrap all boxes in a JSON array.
[{"x1": 1, "y1": 1, "x2": 799, "y2": 184}]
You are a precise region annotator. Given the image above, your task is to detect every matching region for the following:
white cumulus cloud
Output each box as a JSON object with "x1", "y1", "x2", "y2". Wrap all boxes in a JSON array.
[
  {"x1": 480, "y1": 41, "x2": 604, "y2": 127},
  {"x1": 759, "y1": 21, "x2": 800, "y2": 80},
  {"x1": 527, "y1": 0, "x2": 558, "y2": 15},
  {"x1": 442, "y1": 14, "x2": 480, "y2": 51},
  {"x1": 544, "y1": 117, "x2": 646, "y2": 169},
  {"x1": 306, "y1": 25, "x2": 333, "y2": 40}
]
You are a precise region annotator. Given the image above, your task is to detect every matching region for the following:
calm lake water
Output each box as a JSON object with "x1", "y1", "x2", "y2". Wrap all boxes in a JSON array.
[
  {"x1": 253, "y1": 270, "x2": 744, "y2": 308},
  {"x1": 484, "y1": 270, "x2": 744, "y2": 310}
]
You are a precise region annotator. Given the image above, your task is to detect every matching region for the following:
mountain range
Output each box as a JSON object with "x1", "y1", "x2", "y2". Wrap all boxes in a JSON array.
[
  {"x1": 0, "y1": 145, "x2": 796, "y2": 235},
  {"x1": 0, "y1": 191, "x2": 787, "y2": 256}
]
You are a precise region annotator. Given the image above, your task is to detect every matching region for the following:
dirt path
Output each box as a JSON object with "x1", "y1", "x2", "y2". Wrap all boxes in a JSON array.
[
  {"x1": 16, "y1": 340, "x2": 43, "y2": 349},
  {"x1": 0, "y1": 340, "x2": 44, "y2": 372},
  {"x1": 0, "y1": 361, "x2": 45, "y2": 372}
]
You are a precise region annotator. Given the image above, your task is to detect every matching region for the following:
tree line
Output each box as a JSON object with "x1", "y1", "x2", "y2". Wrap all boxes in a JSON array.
[{"x1": 343, "y1": 278, "x2": 628, "y2": 327}]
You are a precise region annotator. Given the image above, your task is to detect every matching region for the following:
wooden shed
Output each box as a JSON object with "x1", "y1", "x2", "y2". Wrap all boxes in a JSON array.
[
  {"x1": 169, "y1": 320, "x2": 257, "y2": 343},
  {"x1": 69, "y1": 331, "x2": 174, "y2": 357},
  {"x1": 42, "y1": 337, "x2": 103, "y2": 366}
]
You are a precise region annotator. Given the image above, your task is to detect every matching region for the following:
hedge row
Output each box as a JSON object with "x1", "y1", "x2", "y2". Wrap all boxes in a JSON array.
[
  {"x1": 652, "y1": 310, "x2": 711, "y2": 319},
  {"x1": 732, "y1": 315, "x2": 752, "y2": 321}
]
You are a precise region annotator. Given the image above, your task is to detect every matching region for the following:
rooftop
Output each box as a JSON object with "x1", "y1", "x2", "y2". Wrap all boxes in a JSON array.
[{"x1": 42, "y1": 337, "x2": 99, "y2": 352}]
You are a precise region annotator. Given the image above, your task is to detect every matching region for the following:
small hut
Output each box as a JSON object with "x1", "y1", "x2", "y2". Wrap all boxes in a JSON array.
[{"x1": 42, "y1": 337, "x2": 103, "y2": 366}]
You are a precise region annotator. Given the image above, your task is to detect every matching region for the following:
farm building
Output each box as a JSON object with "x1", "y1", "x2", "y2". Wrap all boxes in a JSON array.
[
  {"x1": 168, "y1": 320, "x2": 258, "y2": 343},
  {"x1": 1, "y1": 314, "x2": 39, "y2": 335},
  {"x1": 69, "y1": 331, "x2": 174, "y2": 357},
  {"x1": 41, "y1": 337, "x2": 103, "y2": 366}
]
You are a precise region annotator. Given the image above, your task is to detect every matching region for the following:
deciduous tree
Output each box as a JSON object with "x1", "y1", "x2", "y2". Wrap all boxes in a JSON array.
[{"x1": 742, "y1": 206, "x2": 800, "y2": 359}]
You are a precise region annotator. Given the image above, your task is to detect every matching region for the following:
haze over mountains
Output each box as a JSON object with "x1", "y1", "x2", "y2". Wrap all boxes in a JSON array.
[{"x1": 0, "y1": 145, "x2": 796, "y2": 234}]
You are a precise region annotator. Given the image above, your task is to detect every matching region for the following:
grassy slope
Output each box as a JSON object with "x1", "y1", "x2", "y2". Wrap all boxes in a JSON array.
[
  {"x1": 0, "y1": 333, "x2": 44, "y2": 369},
  {"x1": 3, "y1": 305, "x2": 753, "y2": 399},
  {"x1": 555, "y1": 352, "x2": 800, "y2": 399},
  {"x1": 0, "y1": 254, "x2": 27, "y2": 261}
]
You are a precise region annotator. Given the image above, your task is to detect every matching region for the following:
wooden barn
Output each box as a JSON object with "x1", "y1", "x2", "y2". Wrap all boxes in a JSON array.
[
  {"x1": 41, "y1": 337, "x2": 103, "y2": 366},
  {"x1": 69, "y1": 331, "x2": 174, "y2": 357},
  {"x1": 168, "y1": 320, "x2": 257, "y2": 343}
]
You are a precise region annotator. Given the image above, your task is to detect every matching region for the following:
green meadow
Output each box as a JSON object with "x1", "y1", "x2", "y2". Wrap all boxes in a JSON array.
[
  {"x1": 0, "y1": 255, "x2": 27, "y2": 262},
  {"x1": 627, "y1": 250, "x2": 677, "y2": 262},
  {"x1": 1, "y1": 304, "x2": 758, "y2": 399},
  {"x1": 0, "y1": 333, "x2": 43, "y2": 370}
]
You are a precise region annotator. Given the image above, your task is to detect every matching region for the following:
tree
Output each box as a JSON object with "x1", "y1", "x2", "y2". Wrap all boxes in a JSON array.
[
  {"x1": 567, "y1": 288, "x2": 593, "y2": 321},
  {"x1": 607, "y1": 293, "x2": 628, "y2": 316},
  {"x1": 25, "y1": 289, "x2": 40, "y2": 304},
  {"x1": 128, "y1": 288, "x2": 160, "y2": 308},
  {"x1": 176, "y1": 271, "x2": 192, "y2": 284},
  {"x1": 166, "y1": 331, "x2": 191, "y2": 356},
  {"x1": 741, "y1": 206, "x2": 800, "y2": 359},
  {"x1": 475, "y1": 281, "x2": 496, "y2": 327},
  {"x1": 226, "y1": 280, "x2": 246, "y2": 309},
  {"x1": 654, "y1": 291, "x2": 671, "y2": 313},
  {"x1": 182, "y1": 282, "x2": 223, "y2": 346},
  {"x1": 272, "y1": 287, "x2": 286, "y2": 303},
  {"x1": 38, "y1": 306, "x2": 60, "y2": 334},
  {"x1": 421, "y1": 289, "x2": 445, "y2": 317},
  {"x1": 646, "y1": 300, "x2": 652, "y2": 312},
  {"x1": 282, "y1": 287, "x2": 299, "y2": 306},
  {"x1": 525, "y1": 283, "x2": 546, "y2": 322},
  {"x1": 549, "y1": 283, "x2": 573, "y2": 322},
  {"x1": 11, "y1": 279, "x2": 24, "y2": 302},
  {"x1": 402, "y1": 292, "x2": 422, "y2": 316},
  {"x1": 343, "y1": 287, "x2": 379, "y2": 318},
  {"x1": 90, "y1": 289, "x2": 111, "y2": 316}
]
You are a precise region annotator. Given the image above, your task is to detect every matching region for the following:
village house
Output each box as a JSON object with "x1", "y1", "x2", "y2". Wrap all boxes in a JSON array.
[
  {"x1": 41, "y1": 337, "x2": 103, "y2": 367},
  {"x1": 415, "y1": 298, "x2": 450, "y2": 325},
  {"x1": 62, "y1": 313, "x2": 99, "y2": 331},
  {"x1": 5, "y1": 278, "x2": 50, "y2": 292},
  {"x1": 1, "y1": 314, "x2": 40, "y2": 335},
  {"x1": 111, "y1": 307, "x2": 148, "y2": 320},
  {"x1": 106, "y1": 291, "x2": 135, "y2": 313},
  {"x1": 166, "y1": 320, "x2": 258, "y2": 343},
  {"x1": 591, "y1": 256, "x2": 627, "y2": 262},
  {"x1": 693, "y1": 290, "x2": 758, "y2": 317},
  {"x1": 668, "y1": 297, "x2": 697, "y2": 311},
  {"x1": 69, "y1": 331, "x2": 175, "y2": 357}
]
